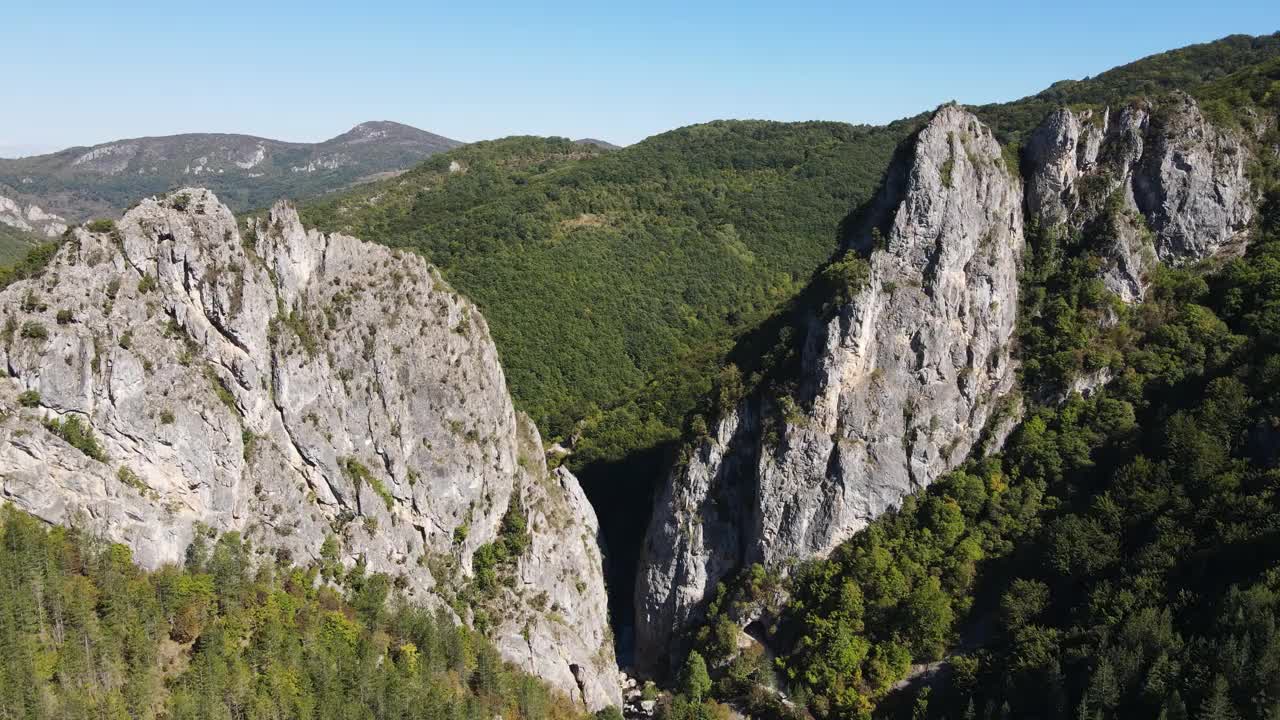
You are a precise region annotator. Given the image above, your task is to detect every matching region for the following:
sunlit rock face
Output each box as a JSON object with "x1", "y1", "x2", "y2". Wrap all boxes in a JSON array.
[
  {"x1": 0, "y1": 188, "x2": 620, "y2": 710},
  {"x1": 1024, "y1": 92, "x2": 1253, "y2": 302},
  {"x1": 634, "y1": 92, "x2": 1258, "y2": 678},
  {"x1": 634, "y1": 106, "x2": 1024, "y2": 676}
]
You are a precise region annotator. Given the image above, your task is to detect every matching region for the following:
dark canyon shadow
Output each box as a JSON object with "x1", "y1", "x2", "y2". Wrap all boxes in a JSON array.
[{"x1": 577, "y1": 441, "x2": 677, "y2": 668}]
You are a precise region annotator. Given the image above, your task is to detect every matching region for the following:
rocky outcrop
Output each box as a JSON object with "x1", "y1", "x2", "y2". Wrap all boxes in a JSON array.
[
  {"x1": 1024, "y1": 93, "x2": 1252, "y2": 301},
  {"x1": 633, "y1": 95, "x2": 1260, "y2": 678},
  {"x1": 634, "y1": 106, "x2": 1025, "y2": 675},
  {"x1": 0, "y1": 192, "x2": 67, "y2": 237},
  {"x1": 0, "y1": 189, "x2": 619, "y2": 709},
  {"x1": 1137, "y1": 94, "x2": 1255, "y2": 261}
]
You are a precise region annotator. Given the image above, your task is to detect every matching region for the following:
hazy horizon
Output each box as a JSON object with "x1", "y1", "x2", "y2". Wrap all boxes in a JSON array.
[{"x1": 3, "y1": 1, "x2": 1277, "y2": 154}]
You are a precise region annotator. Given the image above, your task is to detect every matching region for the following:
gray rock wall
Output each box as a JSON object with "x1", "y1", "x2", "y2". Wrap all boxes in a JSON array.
[
  {"x1": 634, "y1": 106, "x2": 1025, "y2": 675},
  {"x1": 634, "y1": 95, "x2": 1259, "y2": 677},
  {"x1": 0, "y1": 193, "x2": 67, "y2": 237},
  {"x1": 0, "y1": 189, "x2": 620, "y2": 709},
  {"x1": 1024, "y1": 93, "x2": 1253, "y2": 302}
]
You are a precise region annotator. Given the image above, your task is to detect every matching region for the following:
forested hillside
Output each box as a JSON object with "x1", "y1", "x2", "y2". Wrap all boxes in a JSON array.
[
  {"x1": 299, "y1": 124, "x2": 917, "y2": 623},
  {"x1": 303, "y1": 32, "x2": 1280, "y2": 473},
  {"x1": 0, "y1": 122, "x2": 460, "y2": 222},
  {"x1": 677, "y1": 222, "x2": 1280, "y2": 719},
  {"x1": 649, "y1": 44, "x2": 1280, "y2": 720},
  {"x1": 0, "y1": 506, "x2": 590, "y2": 720},
  {"x1": 301, "y1": 123, "x2": 914, "y2": 462},
  {"x1": 0, "y1": 229, "x2": 58, "y2": 289},
  {"x1": 973, "y1": 32, "x2": 1280, "y2": 143},
  {"x1": 1, "y1": 28, "x2": 1277, "y2": 720},
  {"x1": 0, "y1": 224, "x2": 44, "y2": 267},
  {"x1": 299, "y1": 35, "x2": 1280, "y2": 652}
]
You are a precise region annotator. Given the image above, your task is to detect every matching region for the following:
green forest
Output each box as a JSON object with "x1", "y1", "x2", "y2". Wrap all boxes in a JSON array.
[
  {"x1": 298, "y1": 45, "x2": 1280, "y2": 639},
  {"x1": 300, "y1": 122, "x2": 914, "y2": 471},
  {"x1": 972, "y1": 32, "x2": 1280, "y2": 145},
  {"x1": 296, "y1": 39, "x2": 1279, "y2": 632},
  {"x1": 301, "y1": 32, "x2": 1280, "y2": 482},
  {"x1": 298, "y1": 122, "x2": 917, "y2": 618},
  {"x1": 0, "y1": 507, "x2": 592, "y2": 720},
  {"x1": 0, "y1": 224, "x2": 46, "y2": 267},
  {"x1": 679, "y1": 215, "x2": 1280, "y2": 719}
]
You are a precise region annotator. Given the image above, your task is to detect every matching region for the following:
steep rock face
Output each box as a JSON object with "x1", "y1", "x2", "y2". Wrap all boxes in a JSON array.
[
  {"x1": 1024, "y1": 93, "x2": 1252, "y2": 301},
  {"x1": 634, "y1": 107, "x2": 1024, "y2": 675},
  {"x1": 0, "y1": 189, "x2": 619, "y2": 709},
  {"x1": 633, "y1": 96, "x2": 1259, "y2": 677},
  {"x1": 1137, "y1": 94, "x2": 1255, "y2": 261}
]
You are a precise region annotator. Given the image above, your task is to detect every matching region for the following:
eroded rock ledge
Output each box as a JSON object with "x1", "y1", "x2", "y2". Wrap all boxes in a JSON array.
[{"x1": 1024, "y1": 91, "x2": 1253, "y2": 302}]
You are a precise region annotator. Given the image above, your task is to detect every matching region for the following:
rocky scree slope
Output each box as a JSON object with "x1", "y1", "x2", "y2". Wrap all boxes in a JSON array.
[
  {"x1": 0, "y1": 189, "x2": 619, "y2": 709},
  {"x1": 0, "y1": 121, "x2": 460, "y2": 222},
  {"x1": 634, "y1": 94, "x2": 1258, "y2": 676}
]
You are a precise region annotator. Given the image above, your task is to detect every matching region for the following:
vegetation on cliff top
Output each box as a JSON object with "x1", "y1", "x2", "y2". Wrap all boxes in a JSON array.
[
  {"x1": 1, "y1": 29, "x2": 1278, "y2": 720},
  {"x1": 302, "y1": 33, "x2": 1280, "y2": 485}
]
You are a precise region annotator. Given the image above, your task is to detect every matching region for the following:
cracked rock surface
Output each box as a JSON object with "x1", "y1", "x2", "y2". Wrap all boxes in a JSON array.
[
  {"x1": 0, "y1": 189, "x2": 619, "y2": 709},
  {"x1": 634, "y1": 107, "x2": 1025, "y2": 675},
  {"x1": 1024, "y1": 92, "x2": 1253, "y2": 301},
  {"x1": 632, "y1": 96, "x2": 1259, "y2": 676}
]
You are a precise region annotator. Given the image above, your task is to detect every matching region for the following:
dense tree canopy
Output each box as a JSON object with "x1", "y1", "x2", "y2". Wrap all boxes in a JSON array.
[
  {"x1": 673, "y1": 198, "x2": 1280, "y2": 720},
  {"x1": 301, "y1": 123, "x2": 915, "y2": 465},
  {"x1": 2, "y1": 30, "x2": 1279, "y2": 720},
  {"x1": 0, "y1": 507, "x2": 590, "y2": 720},
  {"x1": 0, "y1": 224, "x2": 52, "y2": 275}
]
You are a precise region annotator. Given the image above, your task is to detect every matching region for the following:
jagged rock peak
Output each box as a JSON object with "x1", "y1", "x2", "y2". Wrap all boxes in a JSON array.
[
  {"x1": 0, "y1": 188, "x2": 620, "y2": 709},
  {"x1": 633, "y1": 106, "x2": 1024, "y2": 676},
  {"x1": 1024, "y1": 92, "x2": 1253, "y2": 301}
]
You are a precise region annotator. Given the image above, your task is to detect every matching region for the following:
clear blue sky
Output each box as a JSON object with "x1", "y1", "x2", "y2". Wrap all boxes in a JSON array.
[{"x1": 1, "y1": 0, "x2": 1276, "y2": 154}]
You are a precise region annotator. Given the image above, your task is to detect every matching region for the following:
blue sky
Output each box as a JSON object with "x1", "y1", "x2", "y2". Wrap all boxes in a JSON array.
[{"x1": 1, "y1": 1, "x2": 1276, "y2": 154}]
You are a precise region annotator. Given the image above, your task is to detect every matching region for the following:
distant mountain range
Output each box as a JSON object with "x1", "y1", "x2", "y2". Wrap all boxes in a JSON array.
[{"x1": 0, "y1": 121, "x2": 461, "y2": 223}]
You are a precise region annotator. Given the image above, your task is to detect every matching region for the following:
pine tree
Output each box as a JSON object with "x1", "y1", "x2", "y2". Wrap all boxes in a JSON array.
[
  {"x1": 1159, "y1": 690, "x2": 1188, "y2": 720},
  {"x1": 679, "y1": 650, "x2": 712, "y2": 703},
  {"x1": 1199, "y1": 677, "x2": 1237, "y2": 720}
]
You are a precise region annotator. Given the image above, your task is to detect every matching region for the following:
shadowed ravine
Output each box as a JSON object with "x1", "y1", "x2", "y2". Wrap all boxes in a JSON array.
[{"x1": 576, "y1": 441, "x2": 676, "y2": 669}]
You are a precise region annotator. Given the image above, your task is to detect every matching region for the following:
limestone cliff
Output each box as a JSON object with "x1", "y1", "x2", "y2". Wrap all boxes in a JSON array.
[
  {"x1": 633, "y1": 95, "x2": 1259, "y2": 676},
  {"x1": 0, "y1": 189, "x2": 620, "y2": 709},
  {"x1": 1024, "y1": 92, "x2": 1253, "y2": 301},
  {"x1": 634, "y1": 106, "x2": 1025, "y2": 675}
]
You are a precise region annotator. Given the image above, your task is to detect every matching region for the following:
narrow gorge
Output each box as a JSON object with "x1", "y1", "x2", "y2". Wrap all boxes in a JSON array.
[{"x1": 0, "y1": 37, "x2": 1275, "y2": 720}]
